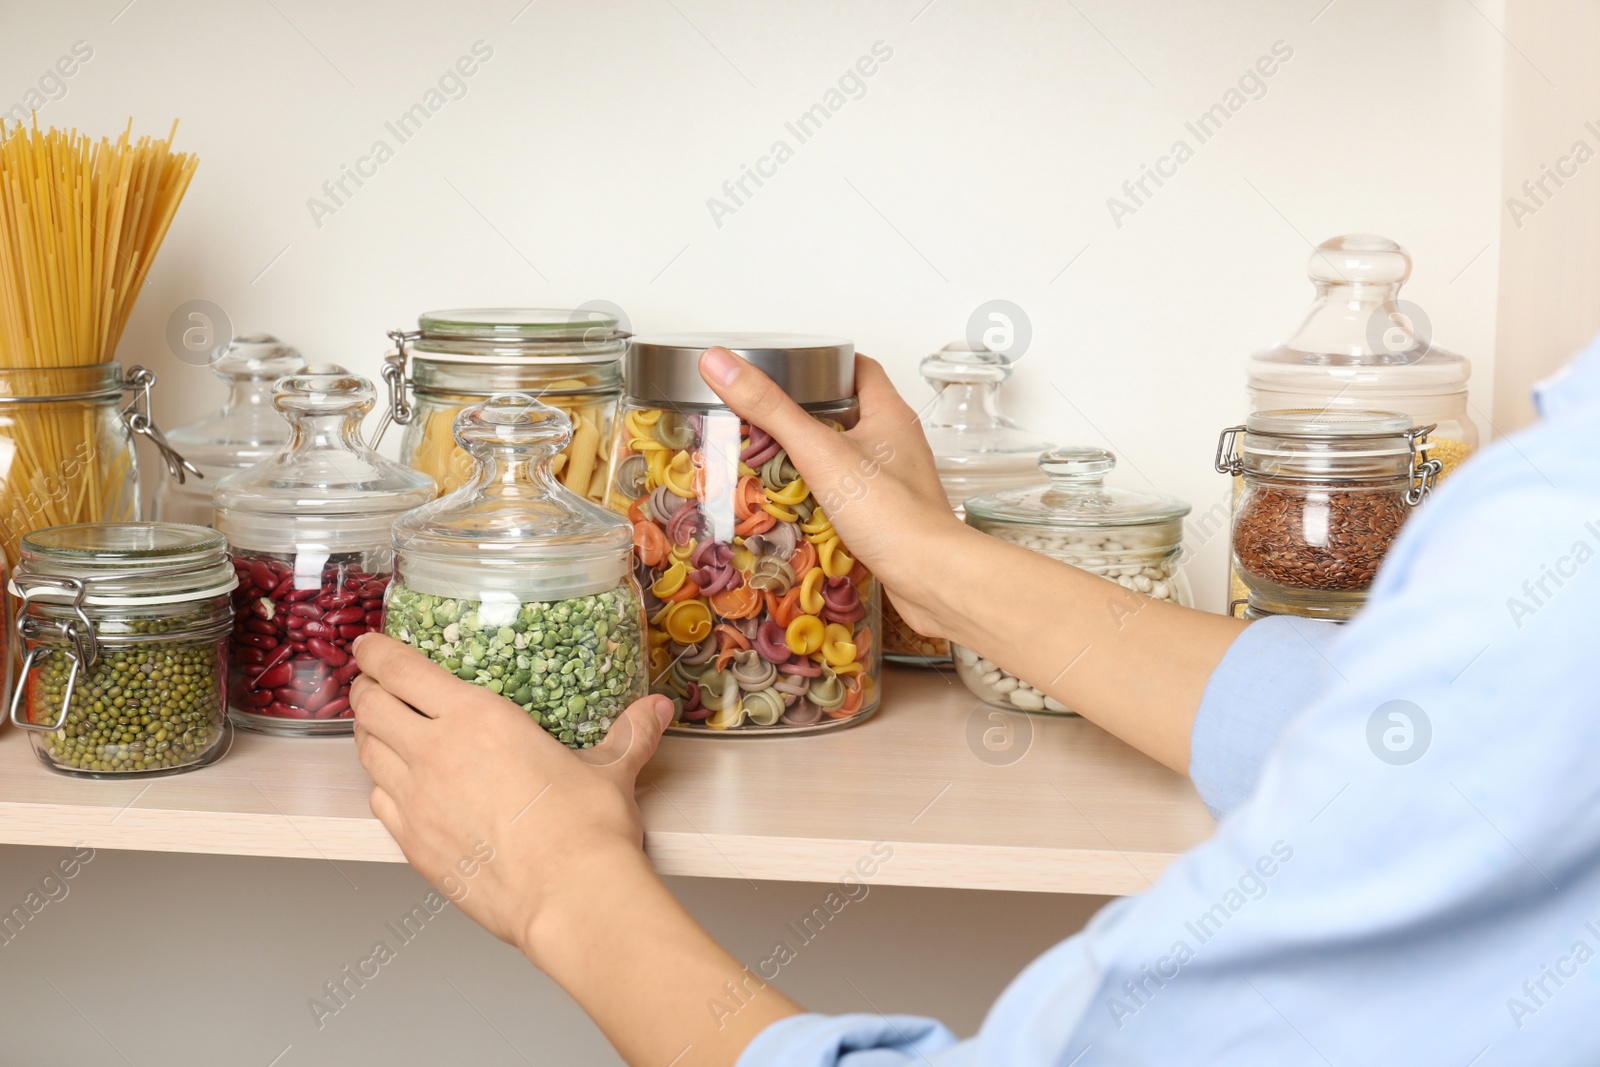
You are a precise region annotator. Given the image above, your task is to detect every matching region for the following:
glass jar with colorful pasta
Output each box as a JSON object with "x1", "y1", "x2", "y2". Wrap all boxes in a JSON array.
[
  {"x1": 385, "y1": 394, "x2": 647, "y2": 750},
  {"x1": 214, "y1": 366, "x2": 436, "y2": 735},
  {"x1": 377, "y1": 309, "x2": 626, "y2": 504},
  {"x1": 612, "y1": 334, "x2": 880, "y2": 734},
  {"x1": 7, "y1": 523, "x2": 236, "y2": 777},
  {"x1": 886, "y1": 343, "x2": 1053, "y2": 666},
  {"x1": 952, "y1": 448, "x2": 1191, "y2": 714}
]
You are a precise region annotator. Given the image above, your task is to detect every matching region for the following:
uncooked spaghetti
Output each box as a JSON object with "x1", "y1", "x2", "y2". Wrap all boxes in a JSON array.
[{"x1": 0, "y1": 120, "x2": 197, "y2": 568}]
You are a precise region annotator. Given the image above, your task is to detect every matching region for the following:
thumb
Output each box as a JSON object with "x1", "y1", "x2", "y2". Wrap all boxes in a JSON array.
[
  {"x1": 699, "y1": 347, "x2": 833, "y2": 456},
  {"x1": 585, "y1": 693, "x2": 674, "y2": 780}
]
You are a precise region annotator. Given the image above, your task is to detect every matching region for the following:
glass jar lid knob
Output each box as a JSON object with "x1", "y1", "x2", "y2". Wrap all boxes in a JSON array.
[
  {"x1": 455, "y1": 392, "x2": 572, "y2": 459},
  {"x1": 275, "y1": 364, "x2": 374, "y2": 415},
  {"x1": 1308, "y1": 233, "x2": 1411, "y2": 287},
  {"x1": 1039, "y1": 446, "x2": 1115, "y2": 484}
]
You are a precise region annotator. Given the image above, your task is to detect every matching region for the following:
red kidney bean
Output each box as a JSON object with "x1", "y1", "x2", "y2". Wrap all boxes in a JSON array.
[
  {"x1": 337, "y1": 624, "x2": 366, "y2": 640},
  {"x1": 242, "y1": 688, "x2": 275, "y2": 708},
  {"x1": 249, "y1": 560, "x2": 278, "y2": 592},
  {"x1": 253, "y1": 663, "x2": 293, "y2": 689},
  {"x1": 365, "y1": 610, "x2": 384, "y2": 630},
  {"x1": 318, "y1": 697, "x2": 351, "y2": 718},
  {"x1": 302, "y1": 620, "x2": 337, "y2": 640},
  {"x1": 289, "y1": 640, "x2": 308, "y2": 653},
  {"x1": 322, "y1": 606, "x2": 363, "y2": 626},
  {"x1": 360, "y1": 598, "x2": 383, "y2": 612},
  {"x1": 235, "y1": 647, "x2": 266, "y2": 666},
  {"x1": 247, "y1": 597, "x2": 275, "y2": 621},
  {"x1": 273, "y1": 685, "x2": 309, "y2": 707},
  {"x1": 289, "y1": 586, "x2": 321, "y2": 602},
  {"x1": 307, "y1": 637, "x2": 348, "y2": 667},
  {"x1": 243, "y1": 618, "x2": 276, "y2": 636},
  {"x1": 268, "y1": 701, "x2": 314, "y2": 719},
  {"x1": 319, "y1": 593, "x2": 359, "y2": 609},
  {"x1": 304, "y1": 674, "x2": 340, "y2": 712},
  {"x1": 270, "y1": 574, "x2": 296, "y2": 599},
  {"x1": 237, "y1": 632, "x2": 278, "y2": 650},
  {"x1": 286, "y1": 615, "x2": 305, "y2": 632},
  {"x1": 289, "y1": 602, "x2": 322, "y2": 620},
  {"x1": 334, "y1": 659, "x2": 363, "y2": 684}
]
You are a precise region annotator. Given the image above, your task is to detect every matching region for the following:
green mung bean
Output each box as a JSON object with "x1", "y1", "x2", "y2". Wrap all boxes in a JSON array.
[
  {"x1": 384, "y1": 582, "x2": 646, "y2": 748},
  {"x1": 28, "y1": 610, "x2": 225, "y2": 774}
]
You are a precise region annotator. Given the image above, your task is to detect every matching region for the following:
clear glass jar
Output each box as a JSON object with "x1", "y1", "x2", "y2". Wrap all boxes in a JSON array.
[
  {"x1": 154, "y1": 335, "x2": 306, "y2": 526},
  {"x1": 886, "y1": 344, "x2": 1054, "y2": 666},
  {"x1": 386, "y1": 394, "x2": 647, "y2": 749},
  {"x1": 1233, "y1": 234, "x2": 1476, "y2": 611},
  {"x1": 214, "y1": 367, "x2": 436, "y2": 736},
  {"x1": 0, "y1": 364, "x2": 140, "y2": 572},
  {"x1": 378, "y1": 309, "x2": 626, "y2": 505},
  {"x1": 1216, "y1": 409, "x2": 1439, "y2": 621},
  {"x1": 611, "y1": 333, "x2": 880, "y2": 734},
  {"x1": 6, "y1": 523, "x2": 235, "y2": 777},
  {"x1": 952, "y1": 447, "x2": 1191, "y2": 714}
]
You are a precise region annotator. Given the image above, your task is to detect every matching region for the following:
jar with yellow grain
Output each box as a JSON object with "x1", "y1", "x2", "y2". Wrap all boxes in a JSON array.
[{"x1": 375, "y1": 309, "x2": 627, "y2": 505}]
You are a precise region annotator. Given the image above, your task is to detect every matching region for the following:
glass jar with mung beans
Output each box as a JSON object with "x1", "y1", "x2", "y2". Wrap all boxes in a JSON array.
[
  {"x1": 6, "y1": 523, "x2": 236, "y2": 778},
  {"x1": 214, "y1": 366, "x2": 436, "y2": 736},
  {"x1": 386, "y1": 394, "x2": 647, "y2": 749},
  {"x1": 1216, "y1": 409, "x2": 1439, "y2": 622}
]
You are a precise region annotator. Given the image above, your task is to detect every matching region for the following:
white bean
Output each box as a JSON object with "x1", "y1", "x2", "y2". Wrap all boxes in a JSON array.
[{"x1": 1009, "y1": 689, "x2": 1045, "y2": 710}]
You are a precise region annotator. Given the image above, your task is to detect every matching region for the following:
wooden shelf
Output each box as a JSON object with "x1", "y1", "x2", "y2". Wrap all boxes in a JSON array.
[{"x1": 0, "y1": 666, "x2": 1213, "y2": 894}]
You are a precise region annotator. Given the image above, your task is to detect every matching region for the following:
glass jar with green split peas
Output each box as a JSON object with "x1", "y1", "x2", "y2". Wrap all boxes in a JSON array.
[
  {"x1": 6, "y1": 523, "x2": 235, "y2": 778},
  {"x1": 385, "y1": 394, "x2": 647, "y2": 749}
]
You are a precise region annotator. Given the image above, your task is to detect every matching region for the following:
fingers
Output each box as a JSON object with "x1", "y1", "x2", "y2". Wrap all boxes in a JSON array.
[
  {"x1": 852, "y1": 354, "x2": 915, "y2": 421},
  {"x1": 349, "y1": 672, "x2": 430, "y2": 759},
  {"x1": 699, "y1": 347, "x2": 833, "y2": 455},
  {"x1": 584, "y1": 693, "x2": 674, "y2": 782},
  {"x1": 369, "y1": 784, "x2": 404, "y2": 840},
  {"x1": 354, "y1": 720, "x2": 410, "y2": 794},
  {"x1": 353, "y1": 633, "x2": 477, "y2": 719}
]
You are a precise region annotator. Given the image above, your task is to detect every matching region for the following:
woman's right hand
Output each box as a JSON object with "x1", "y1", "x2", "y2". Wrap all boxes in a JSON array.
[{"x1": 697, "y1": 346, "x2": 972, "y2": 637}]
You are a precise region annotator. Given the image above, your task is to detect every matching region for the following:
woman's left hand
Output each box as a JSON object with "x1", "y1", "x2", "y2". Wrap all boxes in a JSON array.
[{"x1": 348, "y1": 633, "x2": 674, "y2": 959}]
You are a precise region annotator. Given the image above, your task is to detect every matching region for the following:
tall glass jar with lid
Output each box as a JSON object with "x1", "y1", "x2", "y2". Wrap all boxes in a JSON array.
[
  {"x1": 952, "y1": 448, "x2": 1191, "y2": 714},
  {"x1": 214, "y1": 366, "x2": 436, "y2": 735},
  {"x1": 7, "y1": 523, "x2": 235, "y2": 777},
  {"x1": 378, "y1": 309, "x2": 627, "y2": 504},
  {"x1": 154, "y1": 335, "x2": 306, "y2": 526},
  {"x1": 1217, "y1": 409, "x2": 1439, "y2": 622},
  {"x1": 610, "y1": 334, "x2": 880, "y2": 734},
  {"x1": 385, "y1": 394, "x2": 647, "y2": 750},
  {"x1": 1232, "y1": 234, "x2": 1476, "y2": 610},
  {"x1": 886, "y1": 343, "x2": 1053, "y2": 666}
]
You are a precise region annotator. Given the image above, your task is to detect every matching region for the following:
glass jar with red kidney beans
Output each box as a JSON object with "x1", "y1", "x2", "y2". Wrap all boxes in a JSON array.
[{"x1": 213, "y1": 366, "x2": 436, "y2": 735}]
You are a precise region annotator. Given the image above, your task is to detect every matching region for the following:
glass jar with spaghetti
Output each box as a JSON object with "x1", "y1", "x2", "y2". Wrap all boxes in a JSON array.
[
  {"x1": 952, "y1": 448, "x2": 1192, "y2": 714},
  {"x1": 376, "y1": 309, "x2": 627, "y2": 505},
  {"x1": 214, "y1": 366, "x2": 436, "y2": 735},
  {"x1": 1216, "y1": 409, "x2": 1438, "y2": 622},
  {"x1": 612, "y1": 334, "x2": 880, "y2": 734},
  {"x1": 6, "y1": 523, "x2": 234, "y2": 778},
  {"x1": 385, "y1": 394, "x2": 647, "y2": 750},
  {"x1": 0, "y1": 363, "x2": 196, "y2": 574}
]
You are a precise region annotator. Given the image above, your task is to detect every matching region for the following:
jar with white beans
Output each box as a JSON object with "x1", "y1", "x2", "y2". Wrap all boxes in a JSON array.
[{"x1": 951, "y1": 447, "x2": 1192, "y2": 714}]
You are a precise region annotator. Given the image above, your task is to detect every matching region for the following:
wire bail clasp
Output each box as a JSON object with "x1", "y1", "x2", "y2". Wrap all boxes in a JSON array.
[
  {"x1": 6, "y1": 574, "x2": 98, "y2": 733},
  {"x1": 121, "y1": 365, "x2": 202, "y2": 484},
  {"x1": 370, "y1": 329, "x2": 421, "y2": 449}
]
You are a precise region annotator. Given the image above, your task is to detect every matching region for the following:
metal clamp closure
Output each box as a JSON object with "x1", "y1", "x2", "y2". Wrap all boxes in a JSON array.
[
  {"x1": 7, "y1": 575, "x2": 98, "y2": 733},
  {"x1": 1406, "y1": 423, "x2": 1443, "y2": 506},
  {"x1": 370, "y1": 329, "x2": 421, "y2": 449},
  {"x1": 1214, "y1": 425, "x2": 1246, "y2": 476},
  {"x1": 121, "y1": 366, "x2": 202, "y2": 485}
]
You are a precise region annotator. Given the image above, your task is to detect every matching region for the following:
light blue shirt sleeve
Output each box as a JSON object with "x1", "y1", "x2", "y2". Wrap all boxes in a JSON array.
[{"x1": 740, "y1": 354, "x2": 1600, "y2": 1066}]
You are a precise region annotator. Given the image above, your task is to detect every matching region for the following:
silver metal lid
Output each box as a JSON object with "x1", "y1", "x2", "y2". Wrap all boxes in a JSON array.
[{"x1": 626, "y1": 333, "x2": 854, "y2": 406}]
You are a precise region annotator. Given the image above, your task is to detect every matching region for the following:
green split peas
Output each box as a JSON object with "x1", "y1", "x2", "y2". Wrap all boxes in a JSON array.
[
  {"x1": 384, "y1": 583, "x2": 646, "y2": 749},
  {"x1": 31, "y1": 613, "x2": 224, "y2": 774}
]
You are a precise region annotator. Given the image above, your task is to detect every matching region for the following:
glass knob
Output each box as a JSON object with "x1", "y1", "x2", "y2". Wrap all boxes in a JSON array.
[
  {"x1": 454, "y1": 392, "x2": 572, "y2": 457},
  {"x1": 273, "y1": 365, "x2": 374, "y2": 416},
  {"x1": 1038, "y1": 446, "x2": 1115, "y2": 483},
  {"x1": 1307, "y1": 233, "x2": 1411, "y2": 287}
]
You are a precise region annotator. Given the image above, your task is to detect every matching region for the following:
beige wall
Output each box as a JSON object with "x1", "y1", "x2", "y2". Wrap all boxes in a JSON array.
[{"x1": 1494, "y1": 0, "x2": 1600, "y2": 430}]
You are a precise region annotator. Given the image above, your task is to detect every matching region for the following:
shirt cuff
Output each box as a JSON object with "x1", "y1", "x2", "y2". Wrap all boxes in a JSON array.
[
  {"x1": 1189, "y1": 615, "x2": 1343, "y2": 818},
  {"x1": 738, "y1": 1013, "x2": 961, "y2": 1067}
]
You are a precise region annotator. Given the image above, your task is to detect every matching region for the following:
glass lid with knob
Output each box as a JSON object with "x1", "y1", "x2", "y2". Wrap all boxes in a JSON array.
[
  {"x1": 164, "y1": 334, "x2": 307, "y2": 468},
  {"x1": 213, "y1": 364, "x2": 436, "y2": 552},
  {"x1": 390, "y1": 393, "x2": 634, "y2": 599},
  {"x1": 918, "y1": 343, "x2": 1054, "y2": 510},
  {"x1": 1248, "y1": 234, "x2": 1471, "y2": 394},
  {"x1": 964, "y1": 447, "x2": 1191, "y2": 539}
]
